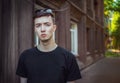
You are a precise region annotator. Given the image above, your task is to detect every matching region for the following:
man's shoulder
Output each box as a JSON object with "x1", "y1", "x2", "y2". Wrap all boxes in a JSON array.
[
  {"x1": 57, "y1": 46, "x2": 69, "y2": 53},
  {"x1": 19, "y1": 47, "x2": 36, "y2": 58},
  {"x1": 22, "y1": 47, "x2": 36, "y2": 53},
  {"x1": 57, "y1": 46, "x2": 74, "y2": 57}
]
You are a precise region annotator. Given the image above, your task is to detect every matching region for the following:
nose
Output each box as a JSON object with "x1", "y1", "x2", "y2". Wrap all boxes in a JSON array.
[{"x1": 41, "y1": 25, "x2": 46, "y2": 32}]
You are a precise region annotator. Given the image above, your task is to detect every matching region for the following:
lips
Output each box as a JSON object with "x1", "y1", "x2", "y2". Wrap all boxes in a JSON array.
[{"x1": 41, "y1": 34, "x2": 47, "y2": 37}]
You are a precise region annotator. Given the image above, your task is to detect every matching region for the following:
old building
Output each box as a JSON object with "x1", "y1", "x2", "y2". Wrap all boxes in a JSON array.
[{"x1": 0, "y1": 0, "x2": 105, "y2": 83}]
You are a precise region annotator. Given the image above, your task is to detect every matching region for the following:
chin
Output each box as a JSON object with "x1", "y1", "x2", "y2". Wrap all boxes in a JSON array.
[
  {"x1": 40, "y1": 35, "x2": 53, "y2": 42},
  {"x1": 41, "y1": 38, "x2": 50, "y2": 42}
]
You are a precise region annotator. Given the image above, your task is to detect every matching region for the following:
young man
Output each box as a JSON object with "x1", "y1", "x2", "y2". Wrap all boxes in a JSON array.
[{"x1": 16, "y1": 9, "x2": 81, "y2": 83}]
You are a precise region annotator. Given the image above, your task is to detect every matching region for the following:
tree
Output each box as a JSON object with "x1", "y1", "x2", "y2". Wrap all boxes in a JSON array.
[
  {"x1": 112, "y1": 13, "x2": 120, "y2": 50},
  {"x1": 104, "y1": 0, "x2": 120, "y2": 50}
]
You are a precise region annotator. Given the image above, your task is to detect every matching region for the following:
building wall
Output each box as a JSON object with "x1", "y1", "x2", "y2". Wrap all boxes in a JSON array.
[
  {"x1": 0, "y1": 0, "x2": 2, "y2": 80},
  {"x1": 55, "y1": 2, "x2": 71, "y2": 50},
  {"x1": 0, "y1": 0, "x2": 105, "y2": 83},
  {"x1": 0, "y1": 0, "x2": 34, "y2": 83}
]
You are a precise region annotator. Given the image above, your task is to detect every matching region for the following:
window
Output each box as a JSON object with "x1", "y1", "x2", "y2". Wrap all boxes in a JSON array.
[
  {"x1": 70, "y1": 22, "x2": 78, "y2": 56},
  {"x1": 34, "y1": 33, "x2": 39, "y2": 46}
]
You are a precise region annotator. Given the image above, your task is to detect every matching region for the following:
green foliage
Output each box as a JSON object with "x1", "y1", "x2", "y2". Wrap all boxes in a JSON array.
[
  {"x1": 104, "y1": 0, "x2": 114, "y2": 10},
  {"x1": 111, "y1": 12, "x2": 119, "y2": 32},
  {"x1": 104, "y1": 0, "x2": 114, "y2": 16},
  {"x1": 111, "y1": 14, "x2": 120, "y2": 49},
  {"x1": 104, "y1": 0, "x2": 120, "y2": 49},
  {"x1": 112, "y1": 0, "x2": 120, "y2": 12},
  {"x1": 105, "y1": 51, "x2": 120, "y2": 57},
  {"x1": 104, "y1": 0, "x2": 120, "y2": 12}
]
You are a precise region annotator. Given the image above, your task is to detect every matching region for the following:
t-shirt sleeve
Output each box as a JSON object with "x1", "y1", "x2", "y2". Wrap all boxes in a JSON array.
[
  {"x1": 66, "y1": 53, "x2": 82, "y2": 81},
  {"x1": 16, "y1": 53, "x2": 28, "y2": 78}
]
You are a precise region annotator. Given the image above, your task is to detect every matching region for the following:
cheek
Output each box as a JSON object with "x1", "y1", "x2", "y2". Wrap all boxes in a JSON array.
[
  {"x1": 47, "y1": 27, "x2": 54, "y2": 33},
  {"x1": 35, "y1": 28, "x2": 40, "y2": 32},
  {"x1": 50, "y1": 29, "x2": 55, "y2": 34},
  {"x1": 35, "y1": 28, "x2": 41, "y2": 35}
]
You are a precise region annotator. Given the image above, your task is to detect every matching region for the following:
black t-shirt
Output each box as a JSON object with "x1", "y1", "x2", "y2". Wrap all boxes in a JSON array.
[{"x1": 16, "y1": 46, "x2": 81, "y2": 83}]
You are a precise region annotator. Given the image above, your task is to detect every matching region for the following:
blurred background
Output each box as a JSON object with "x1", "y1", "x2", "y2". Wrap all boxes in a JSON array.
[{"x1": 104, "y1": 0, "x2": 120, "y2": 57}]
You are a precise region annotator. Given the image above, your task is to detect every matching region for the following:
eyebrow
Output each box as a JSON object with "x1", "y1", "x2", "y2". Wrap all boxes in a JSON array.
[
  {"x1": 35, "y1": 22, "x2": 51, "y2": 25},
  {"x1": 35, "y1": 23, "x2": 41, "y2": 25}
]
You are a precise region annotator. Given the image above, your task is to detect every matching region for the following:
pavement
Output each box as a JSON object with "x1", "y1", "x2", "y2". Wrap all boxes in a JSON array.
[{"x1": 75, "y1": 57, "x2": 120, "y2": 83}]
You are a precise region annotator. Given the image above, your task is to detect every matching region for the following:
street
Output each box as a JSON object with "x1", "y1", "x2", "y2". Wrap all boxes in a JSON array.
[{"x1": 76, "y1": 57, "x2": 120, "y2": 83}]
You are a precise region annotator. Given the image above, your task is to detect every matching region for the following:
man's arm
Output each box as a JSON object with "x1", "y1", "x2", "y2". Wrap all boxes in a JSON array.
[{"x1": 20, "y1": 77, "x2": 27, "y2": 83}]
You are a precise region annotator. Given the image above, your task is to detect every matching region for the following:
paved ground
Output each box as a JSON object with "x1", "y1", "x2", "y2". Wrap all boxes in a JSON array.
[{"x1": 76, "y1": 57, "x2": 120, "y2": 83}]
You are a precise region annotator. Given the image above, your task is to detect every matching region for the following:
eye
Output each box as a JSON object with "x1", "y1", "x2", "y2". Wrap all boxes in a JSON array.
[
  {"x1": 44, "y1": 23, "x2": 51, "y2": 26},
  {"x1": 35, "y1": 24, "x2": 41, "y2": 28}
]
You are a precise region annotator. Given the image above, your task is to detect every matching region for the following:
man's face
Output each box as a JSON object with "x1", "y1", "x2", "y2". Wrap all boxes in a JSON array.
[{"x1": 34, "y1": 16, "x2": 56, "y2": 42}]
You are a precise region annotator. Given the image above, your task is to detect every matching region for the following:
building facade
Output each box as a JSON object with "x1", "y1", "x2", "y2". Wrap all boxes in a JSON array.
[{"x1": 0, "y1": 0, "x2": 105, "y2": 83}]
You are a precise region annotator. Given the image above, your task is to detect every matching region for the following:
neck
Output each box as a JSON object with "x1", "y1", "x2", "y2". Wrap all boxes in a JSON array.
[{"x1": 37, "y1": 38, "x2": 57, "y2": 52}]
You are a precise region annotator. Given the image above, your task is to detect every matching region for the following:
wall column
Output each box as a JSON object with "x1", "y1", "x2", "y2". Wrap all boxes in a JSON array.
[
  {"x1": 78, "y1": 16, "x2": 87, "y2": 63},
  {"x1": 90, "y1": 23, "x2": 96, "y2": 55},
  {"x1": 17, "y1": 0, "x2": 34, "y2": 53},
  {"x1": 1, "y1": 0, "x2": 34, "y2": 83},
  {"x1": 56, "y1": 2, "x2": 71, "y2": 50}
]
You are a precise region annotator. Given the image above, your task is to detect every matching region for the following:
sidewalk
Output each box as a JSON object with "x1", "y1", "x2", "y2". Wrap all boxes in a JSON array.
[{"x1": 76, "y1": 57, "x2": 120, "y2": 83}]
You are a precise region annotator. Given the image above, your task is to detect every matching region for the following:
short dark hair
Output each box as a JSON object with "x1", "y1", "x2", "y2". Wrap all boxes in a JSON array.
[
  {"x1": 34, "y1": 9, "x2": 54, "y2": 18},
  {"x1": 34, "y1": 9, "x2": 55, "y2": 24}
]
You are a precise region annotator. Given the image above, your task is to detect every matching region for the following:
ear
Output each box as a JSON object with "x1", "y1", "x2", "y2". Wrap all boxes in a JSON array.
[{"x1": 53, "y1": 24, "x2": 57, "y2": 32}]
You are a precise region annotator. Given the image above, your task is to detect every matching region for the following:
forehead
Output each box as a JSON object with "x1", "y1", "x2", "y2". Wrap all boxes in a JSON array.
[{"x1": 34, "y1": 16, "x2": 53, "y2": 24}]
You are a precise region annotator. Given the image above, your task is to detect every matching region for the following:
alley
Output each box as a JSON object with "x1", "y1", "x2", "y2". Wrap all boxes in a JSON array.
[{"x1": 76, "y1": 57, "x2": 120, "y2": 83}]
